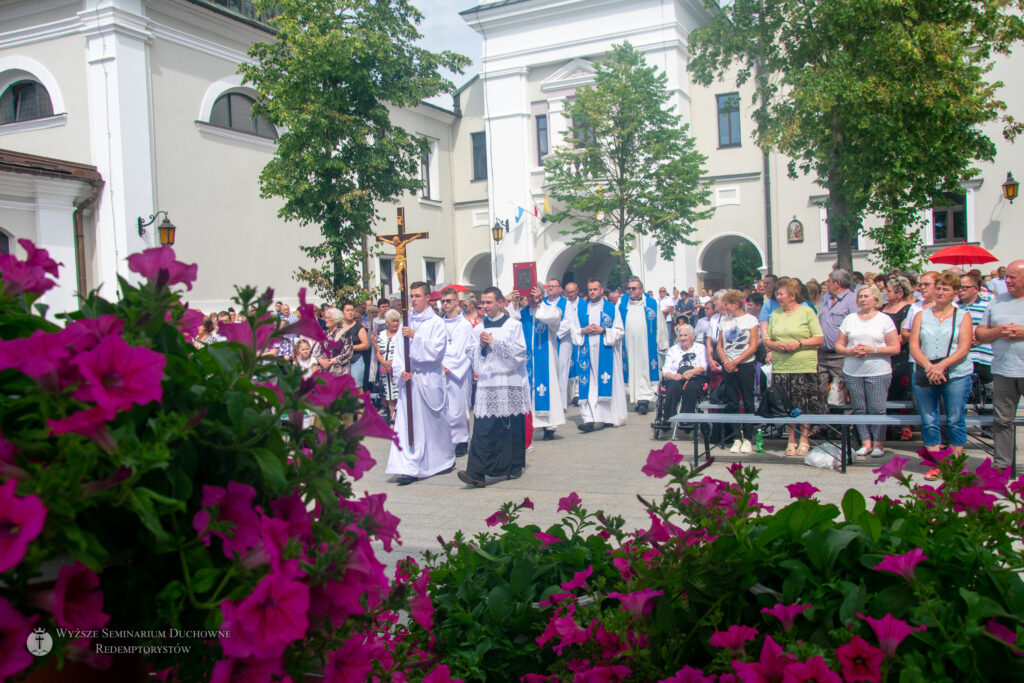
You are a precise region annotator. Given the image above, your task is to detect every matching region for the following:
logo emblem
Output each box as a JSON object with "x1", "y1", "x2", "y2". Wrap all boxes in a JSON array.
[
  {"x1": 646, "y1": 308, "x2": 656, "y2": 321},
  {"x1": 601, "y1": 313, "x2": 612, "y2": 328},
  {"x1": 536, "y1": 322, "x2": 548, "y2": 335},
  {"x1": 537, "y1": 384, "x2": 547, "y2": 397},
  {"x1": 27, "y1": 628, "x2": 53, "y2": 657},
  {"x1": 600, "y1": 371, "x2": 611, "y2": 384}
]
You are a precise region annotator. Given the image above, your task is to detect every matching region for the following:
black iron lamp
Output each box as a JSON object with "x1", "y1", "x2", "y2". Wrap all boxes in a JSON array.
[
  {"x1": 137, "y1": 211, "x2": 177, "y2": 246},
  {"x1": 1003, "y1": 172, "x2": 1019, "y2": 204},
  {"x1": 491, "y1": 218, "x2": 508, "y2": 244}
]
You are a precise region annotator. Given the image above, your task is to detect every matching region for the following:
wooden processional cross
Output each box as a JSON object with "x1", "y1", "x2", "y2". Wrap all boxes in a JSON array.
[{"x1": 376, "y1": 207, "x2": 428, "y2": 447}]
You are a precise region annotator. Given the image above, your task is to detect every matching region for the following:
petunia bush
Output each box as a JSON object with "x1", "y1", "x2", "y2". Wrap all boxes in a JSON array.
[
  {"x1": 415, "y1": 442, "x2": 1024, "y2": 681},
  {"x1": 0, "y1": 241, "x2": 441, "y2": 681}
]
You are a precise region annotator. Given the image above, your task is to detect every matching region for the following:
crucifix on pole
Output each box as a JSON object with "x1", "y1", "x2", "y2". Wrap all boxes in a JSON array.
[{"x1": 376, "y1": 207, "x2": 428, "y2": 447}]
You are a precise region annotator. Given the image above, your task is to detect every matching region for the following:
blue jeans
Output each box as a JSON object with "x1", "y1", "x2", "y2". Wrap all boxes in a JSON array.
[{"x1": 913, "y1": 374, "x2": 971, "y2": 448}]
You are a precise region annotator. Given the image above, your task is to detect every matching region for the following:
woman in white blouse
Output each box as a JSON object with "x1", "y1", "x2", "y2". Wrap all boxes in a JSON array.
[{"x1": 835, "y1": 284, "x2": 900, "y2": 457}]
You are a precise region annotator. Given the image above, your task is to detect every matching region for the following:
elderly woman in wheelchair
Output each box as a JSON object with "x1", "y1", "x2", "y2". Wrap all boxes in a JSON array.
[{"x1": 652, "y1": 323, "x2": 709, "y2": 439}]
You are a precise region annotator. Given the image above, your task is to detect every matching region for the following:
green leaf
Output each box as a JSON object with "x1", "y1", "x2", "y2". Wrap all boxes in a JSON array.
[
  {"x1": 129, "y1": 489, "x2": 171, "y2": 545},
  {"x1": 191, "y1": 567, "x2": 221, "y2": 594},
  {"x1": 486, "y1": 585, "x2": 512, "y2": 624},
  {"x1": 839, "y1": 582, "x2": 867, "y2": 624},
  {"x1": 841, "y1": 489, "x2": 866, "y2": 522},
  {"x1": 857, "y1": 510, "x2": 883, "y2": 545},
  {"x1": 207, "y1": 345, "x2": 241, "y2": 375},
  {"x1": 252, "y1": 447, "x2": 287, "y2": 493}
]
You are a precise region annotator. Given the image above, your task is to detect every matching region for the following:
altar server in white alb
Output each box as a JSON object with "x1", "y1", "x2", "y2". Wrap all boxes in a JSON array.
[
  {"x1": 620, "y1": 277, "x2": 668, "y2": 414},
  {"x1": 573, "y1": 278, "x2": 627, "y2": 431},
  {"x1": 458, "y1": 287, "x2": 530, "y2": 487},
  {"x1": 439, "y1": 287, "x2": 474, "y2": 456},
  {"x1": 386, "y1": 281, "x2": 454, "y2": 485},
  {"x1": 519, "y1": 284, "x2": 567, "y2": 441}
]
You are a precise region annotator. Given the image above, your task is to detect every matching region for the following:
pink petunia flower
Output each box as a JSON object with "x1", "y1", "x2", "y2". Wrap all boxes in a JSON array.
[
  {"x1": 126, "y1": 245, "x2": 198, "y2": 290},
  {"x1": 520, "y1": 497, "x2": 535, "y2": 510},
  {"x1": 536, "y1": 607, "x2": 589, "y2": 655},
  {"x1": 0, "y1": 240, "x2": 61, "y2": 296},
  {"x1": 561, "y1": 566, "x2": 593, "y2": 593},
  {"x1": 607, "y1": 588, "x2": 664, "y2": 619},
  {"x1": 836, "y1": 635, "x2": 884, "y2": 683},
  {"x1": 917, "y1": 446, "x2": 953, "y2": 467},
  {"x1": 572, "y1": 664, "x2": 631, "y2": 682},
  {"x1": 70, "y1": 334, "x2": 166, "y2": 415},
  {"x1": 781, "y1": 655, "x2": 840, "y2": 683},
  {"x1": 340, "y1": 492, "x2": 400, "y2": 552},
  {"x1": 339, "y1": 443, "x2": 376, "y2": 481},
  {"x1": 62, "y1": 315, "x2": 125, "y2": 353},
  {"x1": 316, "y1": 529, "x2": 388, "y2": 627},
  {"x1": 536, "y1": 532, "x2": 562, "y2": 547},
  {"x1": 785, "y1": 482, "x2": 820, "y2": 500},
  {"x1": 0, "y1": 329, "x2": 72, "y2": 392},
  {"x1": 760, "y1": 602, "x2": 811, "y2": 633},
  {"x1": 873, "y1": 548, "x2": 928, "y2": 582},
  {"x1": 972, "y1": 459, "x2": 1012, "y2": 495},
  {"x1": 0, "y1": 478, "x2": 47, "y2": 573},
  {"x1": 660, "y1": 665, "x2": 715, "y2": 683},
  {"x1": 409, "y1": 570, "x2": 434, "y2": 632},
  {"x1": 193, "y1": 482, "x2": 261, "y2": 558},
  {"x1": 732, "y1": 635, "x2": 794, "y2": 683},
  {"x1": 210, "y1": 657, "x2": 286, "y2": 683},
  {"x1": 219, "y1": 563, "x2": 309, "y2": 659},
  {"x1": 345, "y1": 391, "x2": 398, "y2": 445},
  {"x1": 47, "y1": 406, "x2": 117, "y2": 452},
  {"x1": 710, "y1": 624, "x2": 759, "y2": 652},
  {"x1": 423, "y1": 664, "x2": 459, "y2": 683},
  {"x1": 277, "y1": 288, "x2": 327, "y2": 345},
  {"x1": 217, "y1": 317, "x2": 277, "y2": 352},
  {"x1": 857, "y1": 613, "x2": 927, "y2": 657},
  {"x1": 0, "y1": 595, "x2": 39, "y2": 679},
  {"x1": 269, "y1": 491, "x2": 315, "y2": 544},
  {"x1": 951, "y1": 485, "x2": 998, "y2": 512},
  {"x1": 872, "y1": 456, "x2": 910, "y2": 484},
  {"x1": 48, "y1": 562, "x2": 111, "y2": 630},
  {"x1": 306, "y1": 372, "x2": 358, "y2": 408},
  {"x1": 20, "y1": 239, "x2": 60, "y2": 277},
  {"x1": 485, "y1": 510, "x2": 509, "y2": 527},
  {"x1": 325, "y1": 633, "x2": 388, "y2": 683},
  {"x1": 558, "y1": 492, "x2": 582, "y2": 512},
  {"x1": 642, "y1": 442, "x2": 683, "y2": 478},
  {"x1": 985, "y1": 618, "x2": 1019, "y2": 647}
]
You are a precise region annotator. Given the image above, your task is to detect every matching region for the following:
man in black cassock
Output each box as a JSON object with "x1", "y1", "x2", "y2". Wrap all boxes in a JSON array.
[{"x1": 457, "y1": 287, "x2": 529, "y2": 487}]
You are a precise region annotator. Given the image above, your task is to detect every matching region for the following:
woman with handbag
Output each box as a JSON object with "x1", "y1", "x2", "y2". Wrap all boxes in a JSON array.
[
  {"x1": 909, "y1": 271, "x2": 975, "y2": 480},
  {"x1": 764, "y1": 277, "x2": 825, "y2": 456},
  {"x1": 835, "y1": 284, "x2": 900, "y2": 458}
]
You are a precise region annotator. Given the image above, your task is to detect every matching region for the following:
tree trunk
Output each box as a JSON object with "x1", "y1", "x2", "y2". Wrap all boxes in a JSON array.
[
  {"x1": 618, "y1": 223, "x2": 629, "y2": 289},
  {"x1": 827, "y1": 106, "x2": 855, "y2": 273}
]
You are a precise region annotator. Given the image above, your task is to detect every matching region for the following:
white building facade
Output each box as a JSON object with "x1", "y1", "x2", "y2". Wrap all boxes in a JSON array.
[{"x1": 1, "y1": 0, "x2": 1020, "y2": 317}]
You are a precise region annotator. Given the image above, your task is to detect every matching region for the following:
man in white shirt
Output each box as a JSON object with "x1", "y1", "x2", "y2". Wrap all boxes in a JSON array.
[
  {"x1": 989, "y1": 266, "x2": 1009, "y2": 296},
  {"x1": 439, "y1": 287, "x2": 474, "y2": 456},
  {"x1": 563, "y1": 281, "x2": 581, "y2": 406},
  {"x1": 622, "y1": 277, "x2": 668, "y2": 414},
  {"x1": 573, "y1": 278, "x2": 626, "y2": 431},
  {"x1": 386, "y1": 281, "x2": 455, "y2": 485},
  {"x1": 458, "y1": 287, "x2": 529, "y2": 487},
  {"x1": 658, "y1": 286, "x2": 677, "y2": 345}
]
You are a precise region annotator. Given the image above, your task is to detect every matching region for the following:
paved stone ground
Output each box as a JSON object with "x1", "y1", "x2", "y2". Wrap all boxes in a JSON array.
[{"x1": 357, "y1": 405, "x2": 1021, "y2": 567}]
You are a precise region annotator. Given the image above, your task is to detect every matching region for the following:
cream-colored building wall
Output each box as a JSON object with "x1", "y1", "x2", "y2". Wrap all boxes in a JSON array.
[
  {"x1": 0, "y1": 34, "x2": 92, "y2": 164},
  {"x1": 0, "y1": 203, "x2": 37, "y2": 244}
]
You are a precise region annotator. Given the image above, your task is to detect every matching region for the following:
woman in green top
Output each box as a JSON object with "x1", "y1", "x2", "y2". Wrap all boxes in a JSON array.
[{"x1": 764, "y1": 277, "x2": 825, "y2": 455}]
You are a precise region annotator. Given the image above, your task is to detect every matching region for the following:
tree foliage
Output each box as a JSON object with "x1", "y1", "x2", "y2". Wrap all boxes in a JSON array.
[
  {"x1": 241, "y1": 0, "x2": 470, "y2": 298},
  {"x1": 546, "y1": 42, "x2": 713, "y2": 288},
  {"x1": 689, "y1": 0, "x2": 1024, "y2": 272}
]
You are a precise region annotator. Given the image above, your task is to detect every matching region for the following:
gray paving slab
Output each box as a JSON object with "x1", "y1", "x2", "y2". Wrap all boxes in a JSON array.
[{"x1": 355, "y1": 405, "x2": 1020, "y2": 568}]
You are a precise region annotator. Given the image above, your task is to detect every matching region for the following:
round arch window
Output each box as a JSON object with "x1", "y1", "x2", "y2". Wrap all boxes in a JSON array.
[
  {"x1": 210, "y1": 92, "x2": 277, "y2": 139},
  {"x1": 0, "y1": 80, "x2": 53, "y2": 125}
]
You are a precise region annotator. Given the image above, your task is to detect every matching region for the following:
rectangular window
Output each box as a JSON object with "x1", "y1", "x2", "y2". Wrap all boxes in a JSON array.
[
  {"x1": 378, "y1": 257, "x2": 393, "y2": 297},
  {"x1": 420, "y1": 150, "x2": 431, "y2": 199},
  {"x1": 716, "y1": 93, "x2": 741, "y2": 148},
  {"x1": 423, "y1": 258, "x2": 444, "y2": 287},
  {"x1": 536, "y1": 114, "x2": 548, "y2": 165},
  {"x1": 471, "y1": 132, "x2": 487, "y2": 180},
  {"x1": 932, "y1": 193, "x2": 967, "y2": 243},
  {"x1": 826, "y1": 210, "x2": 859, "y2": 251},
  {"x1": 572, "y1": 115, "x2": 595, "y2": 148}
]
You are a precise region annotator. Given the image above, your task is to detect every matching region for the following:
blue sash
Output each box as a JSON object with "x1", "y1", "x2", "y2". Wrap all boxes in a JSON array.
[
  {"x1": 520, "y1": 307, "x2": 535, "y2": 398},
  {"x1": 577, "y1": 299, "x2": 615, "y2": 400},
  {"x1": 618, "y1": 295, "x2": 661, "y2": 384},
  {"x1": 532, "y1": 297, "x2": 567, "y2": 411}
]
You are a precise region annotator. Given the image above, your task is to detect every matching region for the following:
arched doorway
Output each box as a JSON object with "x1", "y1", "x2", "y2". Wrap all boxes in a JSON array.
[
  {"x1": 697, "y1": 233, "x2": 764, "y2": 291},
  {"x1": 542, "y1": 242, "x2": 619, "y2": 289},
  {"x1": 460, "y1": 252, "x2": 492, "y2": 291}
]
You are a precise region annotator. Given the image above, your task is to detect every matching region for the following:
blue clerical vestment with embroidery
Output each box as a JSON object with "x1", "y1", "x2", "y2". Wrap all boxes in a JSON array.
[{"x1": 576, "y1": 299, "x2": 616, "y2": 400}]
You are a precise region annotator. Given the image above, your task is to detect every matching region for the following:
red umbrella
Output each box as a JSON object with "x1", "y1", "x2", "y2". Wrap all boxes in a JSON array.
[
  {"x1": 440, "y1": 283, "x2": 469, "y2": 292},
  {"x1": 428, "y1": 291, "x2": 441, "y2": 302},
  {"x1": 928, "y1": 242, "x2": 998, "y2": 267}
]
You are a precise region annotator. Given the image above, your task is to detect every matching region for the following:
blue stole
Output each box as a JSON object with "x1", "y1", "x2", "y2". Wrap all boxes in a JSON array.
[
  {"x1": 618, "y1": 295, "x2": 660, "y2": 384},
  {"x1": 521, "y1": 298, "x2": 567, "y2": 412},
  {"x1": 577, "y1": 299, "x2": 616, "y2": 400}
]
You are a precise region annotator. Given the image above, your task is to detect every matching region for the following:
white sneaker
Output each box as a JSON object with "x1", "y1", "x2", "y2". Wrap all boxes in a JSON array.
[
  {"x1": 740, "y1": 439, "x2": 753, "y2": 454},
  {"x1": 526, "y1": 445, "x2": 535, "y2": 454},
  {"x1": 855, "y1": 446, "x2": 870, "y2": 457},
  {"x1": 871, "y1": 448, "x2": 885, "y2": 458},
  {"x1": 730, "y1": 440, "x2": 742, "y2": 453}
]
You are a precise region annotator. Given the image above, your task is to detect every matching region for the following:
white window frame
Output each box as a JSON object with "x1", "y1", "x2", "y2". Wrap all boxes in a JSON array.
[
  {"x1": 378, "y1": 256, "x2": 395, "y2": 297},
  {"x1": 419, "y1": 136, "x2": 440, "y2": 202},
  {"x1": 422, "y1": 257, "x2": 444, "y2": 287}
]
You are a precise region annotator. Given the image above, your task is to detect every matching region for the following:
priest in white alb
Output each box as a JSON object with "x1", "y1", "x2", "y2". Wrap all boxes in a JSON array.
[
  {"x1": 620, "y1": 276, "x2": 668, "y2": 414},
  {"x1": 518, "y1": 284, "x2": 566, "y2": 441},
  {"x1": 386, "y1": 281, "x2": 454, "y2": 485},
  {"x1": 562, "y1": 281, "x2": 581, "y2": 406},
  {"x1": 439, "y1": 286, "x2": 474, "y2": 456},
  {"x1": 572, "y1": 278, "x2": 627, "y2": 431}
]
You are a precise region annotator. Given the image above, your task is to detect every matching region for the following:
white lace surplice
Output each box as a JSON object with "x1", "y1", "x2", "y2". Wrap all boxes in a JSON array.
[{"x1": 470, "y1": 315, "x2": 529, "y2": 419}]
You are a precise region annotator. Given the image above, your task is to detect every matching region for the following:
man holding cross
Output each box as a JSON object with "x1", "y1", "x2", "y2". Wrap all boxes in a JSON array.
[{"x1": 385, "y1": 281, "x2": 454, "y2": 485}]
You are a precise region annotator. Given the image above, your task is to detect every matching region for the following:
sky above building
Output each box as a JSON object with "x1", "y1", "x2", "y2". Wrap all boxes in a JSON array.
[{"x1": 415, "y1": 0, "x2": 483, "y2": 105}]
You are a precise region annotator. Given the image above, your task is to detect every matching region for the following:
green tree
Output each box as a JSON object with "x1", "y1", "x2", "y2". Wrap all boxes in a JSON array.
[
  {"x1": 546, "y1": 42, "x2": 713, "y2": 289},
  {"x1": 730, "y1": 241, "x2": 763, "y2": 288},
  {"x1": 241, "y1": 0, "x2": 469, "y2": 298},
  {"x1": 689, "y1": 0, "x2": 1024, "y2": 273}
]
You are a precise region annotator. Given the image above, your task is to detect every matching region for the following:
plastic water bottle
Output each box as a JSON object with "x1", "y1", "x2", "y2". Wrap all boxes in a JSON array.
[
  {"x1": 755, "y1": 429, "x2": 764, "y2": 454},
  {"x1": 789, "y1": 407, "x2": 802, "y2": 419}
]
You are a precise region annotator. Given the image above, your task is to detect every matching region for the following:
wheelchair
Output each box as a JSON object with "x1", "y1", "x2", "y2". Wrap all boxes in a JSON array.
[{"x1": 651, "y1": 370, "x2": 709, "y2": 440}]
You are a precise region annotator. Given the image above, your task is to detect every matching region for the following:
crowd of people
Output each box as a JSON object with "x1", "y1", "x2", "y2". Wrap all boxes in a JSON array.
[{"x1": 189, "y1": 259, "x2": 1023, "y2": 487}]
